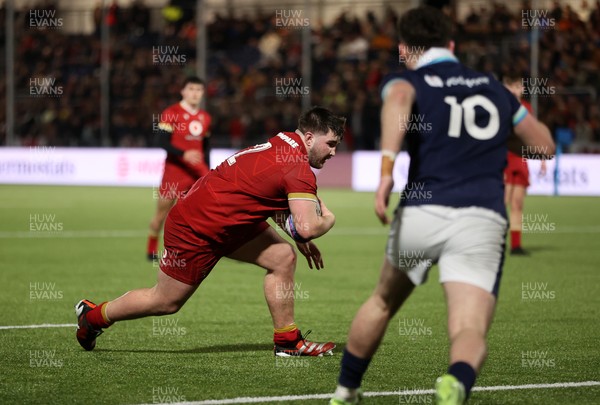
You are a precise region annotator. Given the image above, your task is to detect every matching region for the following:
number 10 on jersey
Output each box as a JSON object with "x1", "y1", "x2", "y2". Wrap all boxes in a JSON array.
[{"x1": 444, "y1": 95, "x2": 500, "y2": 140}]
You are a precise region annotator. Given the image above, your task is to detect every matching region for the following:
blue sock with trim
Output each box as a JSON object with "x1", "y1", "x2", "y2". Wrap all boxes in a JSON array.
[
  {"x1": 338, "y1": 348, "x2": 371, "y2": 389},
  {"x1": 448, "y1": 361, "x2": 477, "y2": 397}
]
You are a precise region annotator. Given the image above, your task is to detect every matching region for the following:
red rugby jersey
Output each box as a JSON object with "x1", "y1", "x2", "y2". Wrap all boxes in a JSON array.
[
  {"x1": 157, "y1": 102, "x2": 211, "y2": 167},
  {"x1": 175, "y1": 131, "x2": 317, "y2": 245}
]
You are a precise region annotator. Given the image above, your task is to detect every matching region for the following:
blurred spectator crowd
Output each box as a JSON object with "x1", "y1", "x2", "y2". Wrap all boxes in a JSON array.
[{"x1": 1, "y1": 0, "x2": 600, "y2": 153}]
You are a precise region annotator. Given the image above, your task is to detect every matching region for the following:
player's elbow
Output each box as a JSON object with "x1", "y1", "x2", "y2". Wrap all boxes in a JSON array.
[
  {"x1": 539, "y1": 124, "x2": 556, "y2": 158},
  {"x1": 536, "y1": 138, "x2": 556, "y2": 160},
  {"x1": 295, "y1": 229, "x2": 315, "y2": 242},
  {"x1": 294, "y1": 223, "x2": 319, "y2": 241}
]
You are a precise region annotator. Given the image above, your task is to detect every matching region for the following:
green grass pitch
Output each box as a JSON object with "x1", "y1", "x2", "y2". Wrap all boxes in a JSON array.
[{"x1": 0, "y1": 185, "x2": 598, "y2": 404}]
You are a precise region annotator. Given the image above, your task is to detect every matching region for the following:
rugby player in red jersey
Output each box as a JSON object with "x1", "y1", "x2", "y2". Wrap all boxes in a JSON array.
[
  {"x1": 77, "y1": 107, "x2": 345, "y2": 356},
  {"x1": 147, "y1": 76, "x2": 212, "y2": 260},
  {"x1": 503, "y1": 73, "x2": 547, "y2": 255}
]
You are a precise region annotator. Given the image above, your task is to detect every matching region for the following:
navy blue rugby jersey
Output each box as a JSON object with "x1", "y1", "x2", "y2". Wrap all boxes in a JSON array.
[{"x1": 381, "y1": 49, "x2": 527, "y2": 217}]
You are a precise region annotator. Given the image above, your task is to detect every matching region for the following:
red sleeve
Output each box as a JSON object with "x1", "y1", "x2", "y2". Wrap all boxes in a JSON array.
[{"x1": 281, "y1": 163, "x2": 317, "y2": 200}]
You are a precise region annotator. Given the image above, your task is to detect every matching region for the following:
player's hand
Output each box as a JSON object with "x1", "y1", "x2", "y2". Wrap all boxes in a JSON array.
[
  {"x1": 317, "y1": 197, "x2": 332, "y2": 217},
  {"x1": 183, "y1": 150, "x2": 203, "y2": 166},
  {"x1": 538, "y1": 160, "x2": 547, "y2": 177},
  {"x1": 295, "y1": 241, "x2": 324, "y2": 270},
  {"x1": 375, "y1": 175, "x2": 394, "y2": 225}
]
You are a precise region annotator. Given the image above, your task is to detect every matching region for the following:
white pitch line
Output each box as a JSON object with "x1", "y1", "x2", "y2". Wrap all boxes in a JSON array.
[
  {"x1": 142, "y1": 381, "x2": 600, "y2": 405},
  {"x1": 0, "y1": 323, "x2": 76, "y2": 330},
  {"x1": 472, "y1": 381, "x2": 600, "y2": 392},
  {"x1": 0, "y1": 323, "x2": 595, "y2": 402}
]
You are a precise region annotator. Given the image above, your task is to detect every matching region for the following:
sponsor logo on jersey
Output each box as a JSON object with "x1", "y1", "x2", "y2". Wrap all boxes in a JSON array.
[
  {"x1": 277, "y1": 133, "x2": 300, "y2": 148},
  {"x1": 424, "y1": 75, "x2": 444, "y2": 88},
  {"x1": 445, "y1": 75, "x2": 490, "y2": 88},
  {"x1": 188, "y1": 120, "x2": 204, "y2": 137}
]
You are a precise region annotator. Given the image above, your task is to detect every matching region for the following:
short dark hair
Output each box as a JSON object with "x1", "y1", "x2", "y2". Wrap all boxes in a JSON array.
[
  {"x1": 398, "y1": 6, "x2": 453, "y2": 49},
  {"x1": 502, "y1": 71, "x2": 522, "y2": 84},
  {"x1": 298, "y1": 107, "x2": 346, "y2": 139},
  {"x1": 182, "y1": 76, "x2": 204, "y2": 88}
]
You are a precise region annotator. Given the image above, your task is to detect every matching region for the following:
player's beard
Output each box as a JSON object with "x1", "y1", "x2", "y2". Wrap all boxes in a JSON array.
[{"x1": 308, "y1": 151, "x2": 329, "y2": 169}]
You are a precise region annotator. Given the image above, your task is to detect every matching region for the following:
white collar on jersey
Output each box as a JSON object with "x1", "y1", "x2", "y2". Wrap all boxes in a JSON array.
[
  {"x1": 179, "y1": 100, "x2": 200, "y2": 115},
  {"x1": 415, "y1": 47, "x2": 458, "y2": 69}
]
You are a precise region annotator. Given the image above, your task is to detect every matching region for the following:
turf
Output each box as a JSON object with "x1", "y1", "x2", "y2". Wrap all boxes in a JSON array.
[{"x1": 0, "y1": 185, "x2": 598, "y2": 404}]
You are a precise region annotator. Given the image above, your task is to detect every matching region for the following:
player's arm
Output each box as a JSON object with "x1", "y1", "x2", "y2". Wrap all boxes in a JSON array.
[
  {"x1": 157, "y1": 123, "x2": 202, "y2": 165},
  {"x1": 510, "y1": 113, "x2": 555, "y2": 159},
  {"x1": 202, "y1": 115, "x2": 212, "y2": 167},
  {"x1": 376, "y1": 79, "x2": 416, "y2": 224},
  {"x1": 158, "y1": 128, "x2": 184, "y2": 157},
  {"x1": 202, "y1": 134, "x2": 211, "y2": 167},
  {"x1": 288, "y1": 195, "x2": 335, "y2": 241}
]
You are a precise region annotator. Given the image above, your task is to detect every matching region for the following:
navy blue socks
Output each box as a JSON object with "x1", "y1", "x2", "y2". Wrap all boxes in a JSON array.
[
  {"x1": 448, "y1": 361, "x2": 476, "y2": 396},
  {"x1": 338, "y1": 348, "x2": 372, "y2": 388}
]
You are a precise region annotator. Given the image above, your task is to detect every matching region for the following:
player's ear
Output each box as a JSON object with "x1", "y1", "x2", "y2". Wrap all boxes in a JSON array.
[
  {"x1": 447, "y1": 40, "x2": 455, "y2": 53},
  {"x1": 304, "y1": 131, "x2": 315, "y2": 147},
  {"x1": 399, "y1": 43, "x2": 406, "y2": 58}
]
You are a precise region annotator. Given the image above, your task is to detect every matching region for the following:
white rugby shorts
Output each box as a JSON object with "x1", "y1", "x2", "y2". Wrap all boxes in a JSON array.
[{"x1": 386, "y1": 205, "x2": 508, "y2": 295}]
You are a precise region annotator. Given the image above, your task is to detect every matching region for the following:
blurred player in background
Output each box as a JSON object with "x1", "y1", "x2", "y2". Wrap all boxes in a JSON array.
[
  {"x1": 147, "y1": 76, "x2": 211, "y2": 260},
  {"x1": 502, "y1": 73, "x2": 547, "y2": 255},
  {"x1": 77, "y1": 107, "x2": 345, "y2": 357},
  {"x1": 330, "y1": 7, "x2": 554, "y2": 405}
]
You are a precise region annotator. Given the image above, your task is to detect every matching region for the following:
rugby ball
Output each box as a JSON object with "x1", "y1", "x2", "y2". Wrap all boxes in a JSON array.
[
  {"x1": 273, "y1": 201, "x2": 321, "y2": 243},
  {"x1": 274, "y1": 210, "x2": 310, "y2": 243}
]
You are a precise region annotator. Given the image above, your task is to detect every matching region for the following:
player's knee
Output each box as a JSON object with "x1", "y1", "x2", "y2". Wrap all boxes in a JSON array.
[
  {"x1": 447, "y1": 323, "x2": 486, "y2": 342},
  {"x1": 159, "y1": 300, "x2": 183, "y2": 315},
  {"x1": 150, "y1": 213, "x2": 168, "y2": 231},
  {"x1": 149, "y1": 220, "x2": 161, "y2": 234},
  {"x1": 372, "y1": 290, "x2": 402, "y2": 319},
  {"x1": 271, "y1": 243, "x2": 297, "y2": 274},
  {"x1": 156, "y1": 211, "x2": 169, "y2": 225},
  {"x1": 371, "y1": 293, "x2": 392, "y2": 315},
  {"x1": 282, "y1": 243, "x2": 297, "y2": 269},
  {"x1": 152, "y1": 294, "x2": 185, "y2": 315},
  {"x1": 513, "y1": 199, "x2": 524, "y2": 212}
]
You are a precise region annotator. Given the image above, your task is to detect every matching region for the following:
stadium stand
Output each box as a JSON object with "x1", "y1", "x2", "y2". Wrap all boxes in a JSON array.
[{"x1": 2, "y1": 1, "x2": 599, "y2": 151}]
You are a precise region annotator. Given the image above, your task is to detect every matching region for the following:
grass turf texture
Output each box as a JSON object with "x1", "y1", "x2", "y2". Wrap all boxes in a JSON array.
[{"x1": 0, "y1": 185, "x2": 598, "y2": 404}]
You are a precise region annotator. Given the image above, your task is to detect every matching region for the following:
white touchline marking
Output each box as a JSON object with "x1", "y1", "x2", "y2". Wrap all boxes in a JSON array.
[
  {"x1": 0, "y1": 325, "x2": 596, "y2": 401},
  {"x1": 0, "y1": 323, "x2": 76, "y2": 330},
  {"x1": 140, "y1": 381, "x2": 600, "y2": 404}
]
